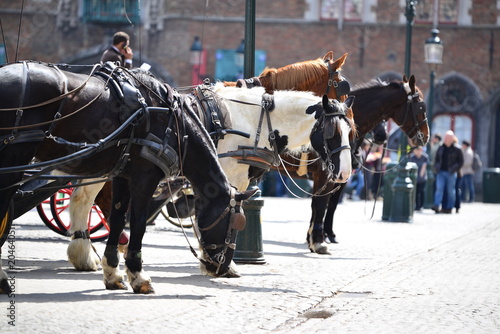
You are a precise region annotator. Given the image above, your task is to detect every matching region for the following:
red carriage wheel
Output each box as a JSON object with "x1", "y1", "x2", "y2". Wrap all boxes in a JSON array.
[
  {"x1": 44, "y1": 186, "x2": 110, "y2": 241},
  {"x1": 37, "y1": 195, "x2": 67, "y2": 236}
]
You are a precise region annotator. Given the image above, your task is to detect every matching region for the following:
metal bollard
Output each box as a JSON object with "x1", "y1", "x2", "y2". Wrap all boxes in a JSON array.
[
  {"x1": 407, "y1": 162, "x2": 418, "y2": 212},
  {"x1": 233, "y1": 183, "x2": 266, "y2": 264},
  {"x1": 382, "y1": 162, "x2": 398, "y2": 221},
  {"x1": 424, "y1": 162, "x2": 435, "y2": 208},
  {"x1": 389, "y1": 163, "x2": 415, "y2": 223}
]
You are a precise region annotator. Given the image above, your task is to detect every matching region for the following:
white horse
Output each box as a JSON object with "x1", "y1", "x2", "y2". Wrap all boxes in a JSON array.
[{"x1": 66, "y1": 84, "x2": 354, "y2": 271}]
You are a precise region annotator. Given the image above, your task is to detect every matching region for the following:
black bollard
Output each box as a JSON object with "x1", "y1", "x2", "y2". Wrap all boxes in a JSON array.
[
  {"x1": 382, "y1": 162, "x2": 398, "y2": 221},
  {"x1": 424, "y1": 162, "x2": 435, "y2": 208},
  {"x1": 389, "y1": 163, "x2": 415, "y2": 223},
  {"x1": 233, "y1": 183, "x2": 266, "y2": 264}
]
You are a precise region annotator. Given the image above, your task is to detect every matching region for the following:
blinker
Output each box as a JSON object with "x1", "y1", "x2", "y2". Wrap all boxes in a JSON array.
[
  {"x1": 336, "y1": 80, "x2": 351, "y2": 97},
  {"x1": 231, "y1": 212, "x2": 246, "y2": 231}
]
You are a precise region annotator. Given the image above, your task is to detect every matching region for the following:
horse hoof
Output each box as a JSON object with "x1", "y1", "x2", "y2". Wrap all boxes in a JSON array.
[
  {"x1": 325, "y1": 233, "x2": 338, "y2": 244},
  {"x1": 222, "y1": 261, "x2": 241, "y2": 278},
  {"x1": 311, "y1": 242, "x2": 331, "y2": 255},
  {"x1": 0, "y1": 279, "x2": 11, "y2": 294},
  {"x1": 105, "y1": 280, "x2": 128, "y2": 290},
  {"x1": 133, "y1": 281, "x2": 155, "y2": 294}
]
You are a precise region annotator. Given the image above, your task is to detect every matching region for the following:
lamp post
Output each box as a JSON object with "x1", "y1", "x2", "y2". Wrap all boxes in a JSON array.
[
  {"x1": 235, "y1": 39, "x2": 245, "y2": 80},
  {"x1": 233, "y1": 0, "x2": 265, "y2": 265},
  {"x1": 423, "y1": 29, "x2": 444, "y2": 209},
  {"x1": 189, "y1": 36, "x2": 205, "y2": 85},
  {"x1": 424, "y1": 28, "x2": 443, "y2": 149},
  {"x1": 384, "y1": 0, "x2": 417, "y2": 223}
]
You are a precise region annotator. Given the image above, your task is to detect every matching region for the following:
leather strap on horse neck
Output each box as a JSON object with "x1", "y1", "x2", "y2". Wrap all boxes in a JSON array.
[{"x1": 253, "y1": 93, "x2": 280, "y2": 167}]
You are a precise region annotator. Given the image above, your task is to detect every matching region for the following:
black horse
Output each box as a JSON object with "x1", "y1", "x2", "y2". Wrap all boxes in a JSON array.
[
  {"x1": 0, "y1": 61, "x2": 256, "y2": 294},
  {"x1": 281, "y1": 75, "x2": 429, "y2": 253}
]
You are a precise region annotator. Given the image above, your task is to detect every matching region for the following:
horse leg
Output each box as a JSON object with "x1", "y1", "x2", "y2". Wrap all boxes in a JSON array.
[
  {"x1": 0, "y1": 249, "x2": 11, "y2": 294},
  {"x1": 307, "y1": 194, "x2": 331, "y2": 254},
  {"x1": 323, "y1": 183, "x2": 346, "y2": 244},
  {"x1": 94, "y1": 181, "x2": 129, "y2": 254},
  {"x1": 124, "y1": 172, "x2": 161, "y2": 294},
  {"x1": 102, "y1": 177, "x2": 130, "y2": 290},
  {"x1": 67, "y1": 180, "x2": 106, "y2": 271}
]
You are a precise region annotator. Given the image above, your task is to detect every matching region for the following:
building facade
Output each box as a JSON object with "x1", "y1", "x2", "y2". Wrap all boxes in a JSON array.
[{"x1": 0, "y1": 0, "x2": 499, "y2": 190}]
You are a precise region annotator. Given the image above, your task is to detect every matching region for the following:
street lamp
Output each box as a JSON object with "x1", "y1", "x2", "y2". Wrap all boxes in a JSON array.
[
  {"x1": 424, "y1": 28, "x2": 444, "y2": 147},
  {"x1": 423, "y1": 28, "x2": 444, "y2": 209},
  {"x1": 235, "y1": 39, "x2": 245, "y2": 79},
  {"x1": 190, "y1": 36, "x2": 204, "y2": 85}
]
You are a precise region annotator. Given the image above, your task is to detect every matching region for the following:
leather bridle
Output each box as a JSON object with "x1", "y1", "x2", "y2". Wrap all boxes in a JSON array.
[
  {"x1": 401, "y1": 91, "x2": 428, "y2": 146},
  {"x1": 197, "y1": 187, "x2": 246, "y2": 276}
]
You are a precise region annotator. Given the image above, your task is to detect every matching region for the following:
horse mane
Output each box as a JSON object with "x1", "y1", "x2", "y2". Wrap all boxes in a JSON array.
[
  {"x1": 351, "y1": 79, "x2": 406, "y2": 100},
  {"x1": 352, "y1": 78, "x2": 389, "y2": 91},
  {"x1": 258, "y1": 57, "x2": 328, "y2": 91}
]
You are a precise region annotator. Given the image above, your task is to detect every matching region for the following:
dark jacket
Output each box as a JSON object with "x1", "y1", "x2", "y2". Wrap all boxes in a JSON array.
[
  {"x1": 434, "y1": 143, "x2": 464, "y2": 174},
  {"x1": 100, "y1": 47, "x2": 132, "y2": 69}
]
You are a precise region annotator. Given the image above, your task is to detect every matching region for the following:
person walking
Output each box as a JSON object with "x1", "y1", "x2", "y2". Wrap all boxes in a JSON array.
[
  {"x1": 432, "y1": 130, "x2": 464, "y2": 214},
  {"x1": 460, "y1": 140, "x2": 480, "y2": 202},
  {"x1": 409, "y1": 146, "x2": 429, "y2": 212},
  {"x1": 429, "y1": 133, "x2": 442, "y2": 165},
  {"x1": 100, "y1": 31, "x2": 133, "y2": 69}
]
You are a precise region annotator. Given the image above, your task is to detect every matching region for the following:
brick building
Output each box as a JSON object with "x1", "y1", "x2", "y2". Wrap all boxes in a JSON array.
[{"x1": 0, "y1": 0, "x2": 499, "y2": 190}]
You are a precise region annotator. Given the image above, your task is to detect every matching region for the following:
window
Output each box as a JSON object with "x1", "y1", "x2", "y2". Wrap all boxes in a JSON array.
[
  {"x1": 416, "y1": 0, "x2": 458, "y2": 24},
  {"x1": 321, "y1": 0, "x2": 363, "y2": 21},
  {"x1": 432, "y1": 114, "x2": 473, "y2": 146},
  {"x1": 83, "y1": 0, "x2": 140, "y2": 24}
]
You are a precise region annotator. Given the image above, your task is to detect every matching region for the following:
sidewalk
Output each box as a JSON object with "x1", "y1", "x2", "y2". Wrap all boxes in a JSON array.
[{"x1": 2, "y1": 197, "x2": 500, "y2": 333}]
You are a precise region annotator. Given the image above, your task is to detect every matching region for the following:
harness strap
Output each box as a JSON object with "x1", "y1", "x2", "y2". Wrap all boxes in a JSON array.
[
  {"x1": 194, "y1": 85, "x2": 225, "y2": 146},
  {"x1": 73, "y1": 230, "x2": 90, "y2": 240},
  {"x1": 252, "y1": 93, "x2": 280, "y2": 167}
]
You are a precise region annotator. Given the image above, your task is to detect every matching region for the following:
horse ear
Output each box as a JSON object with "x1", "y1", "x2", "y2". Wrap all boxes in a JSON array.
[
  {"x1": 402, "y1": 74, "x2": 408, "y2": 83},
  {"x1": 322, "y1": 51, "x2": 334, "y2": 61},
  {"x1": 333, "y1": 53, "x2": 348, "y2": 69},
  {"x1": 409, "y1": 75, "x2": 416, "y2": 93},
  {"x1": 306, "y1": 102, "x2": 323, "y2": 119},
  {"x1": 345, "y1": 95, "x2": 355, "y2": 109},
  {"x1": 322, "y1": 94, "x2": 330, "y2": 108}
]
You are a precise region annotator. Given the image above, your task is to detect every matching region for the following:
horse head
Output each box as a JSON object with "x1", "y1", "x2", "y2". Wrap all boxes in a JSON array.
[
  {"x1": 197, "y1": 187, "x2": 256, "y2": 277},
  {"x1": 307, "y1": 95, "x2": 355, "y2": 183},
  {"x1": 174, "y1": 96, "x2": 259, "y2": 277},
  {"x1": 258, "y1": 52, "x2": 351, "y2": 102},
  {"x1": 397, "y1": 75, "x2": 429, "y2": 146},
  {"x1": 322, "y1": 52, "x2": 351, "y2": 101}
]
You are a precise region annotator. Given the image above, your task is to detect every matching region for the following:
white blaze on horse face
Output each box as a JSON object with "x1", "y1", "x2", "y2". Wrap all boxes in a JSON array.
[
  {"x1": 333, "y1": 120, "x2": 352, "y2": 183},
  {"x1": 403, "y1": 82, "x2": 411, "y2": 95}
]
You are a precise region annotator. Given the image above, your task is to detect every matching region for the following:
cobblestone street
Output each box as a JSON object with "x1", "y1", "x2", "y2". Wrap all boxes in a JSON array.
[{"x1": 2, "y1": 196, "x2": 499, "y2": 333}]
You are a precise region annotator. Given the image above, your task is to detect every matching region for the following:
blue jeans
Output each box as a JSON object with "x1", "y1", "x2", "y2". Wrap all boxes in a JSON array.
[
  {"x1": 355, "y1": 171, "x2": 365, "y2": 196},
  {"x1": 461, "y1": 174, "x2": 475, "y2": 202},
  {"x1": 434, "y1": 171, "x2": 457, "y2": 210}
]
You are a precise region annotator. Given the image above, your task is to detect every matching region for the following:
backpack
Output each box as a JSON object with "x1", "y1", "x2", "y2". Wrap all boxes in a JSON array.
[{"x1": 472, "y1": 152, "x2": 482, "y2": 172}]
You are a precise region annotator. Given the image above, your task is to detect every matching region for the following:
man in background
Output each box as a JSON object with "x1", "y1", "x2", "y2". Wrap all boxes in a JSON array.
[
  {"x1": 100, "y1": 31, "x2": 133, "y2": 69},
  {"x1": 432, "y1": 130, "x2": 464, "y2": 214}
]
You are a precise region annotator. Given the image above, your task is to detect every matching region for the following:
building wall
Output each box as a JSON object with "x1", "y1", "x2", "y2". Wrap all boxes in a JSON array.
[{"x1": 0, "y1": 0, "x2": 499, "y2": 179}]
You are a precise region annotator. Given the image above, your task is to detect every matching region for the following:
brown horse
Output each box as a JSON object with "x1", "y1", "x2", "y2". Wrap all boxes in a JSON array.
[
  {"x1": 278, "y1": 75, "x2": 428, "y2": 253},
  {"x1": 227, "y1": 56, "x2": 428, "y2": 253}
]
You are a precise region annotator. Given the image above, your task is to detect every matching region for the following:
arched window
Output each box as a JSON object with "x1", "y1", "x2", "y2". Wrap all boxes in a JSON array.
[{"x1": 432, "y1": 114, "x2": 474, "y2": 147}]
